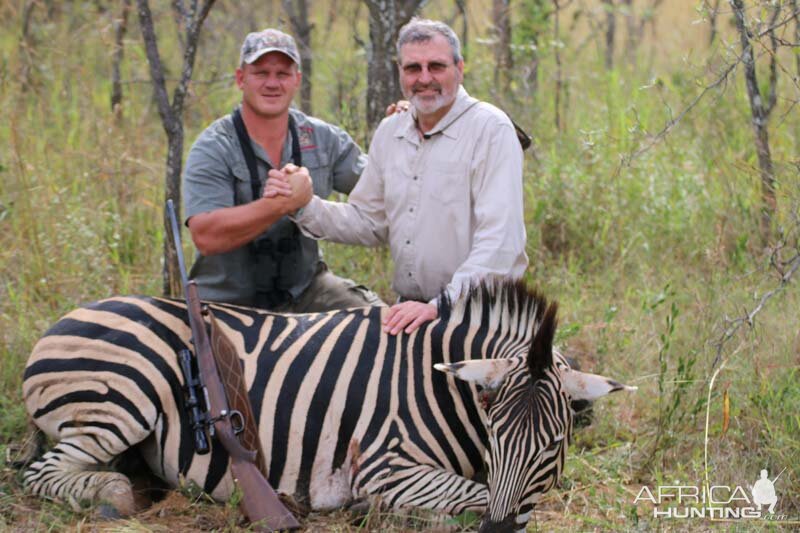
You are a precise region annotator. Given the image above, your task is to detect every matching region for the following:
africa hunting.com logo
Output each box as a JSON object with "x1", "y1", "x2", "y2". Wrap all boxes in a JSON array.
[{"x1": 633, "y1": 468, "x2": 790, "y2": 520}]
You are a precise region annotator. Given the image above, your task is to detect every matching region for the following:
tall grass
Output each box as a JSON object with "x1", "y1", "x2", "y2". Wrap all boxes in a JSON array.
[{"x1": 0, "y1": 1, "x2": 797, "y2": 530}]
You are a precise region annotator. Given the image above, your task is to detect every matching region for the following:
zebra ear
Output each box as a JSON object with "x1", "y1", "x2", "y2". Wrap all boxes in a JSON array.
[
  {"x1": 434, "y1": 359, "x2": 518, "y2": 391},
  {"x1": 528, "y1": 301, "x2": 558, "y2": 381},
  {"x1": 561, "y1": 367, "x2": 638, "y2": 401}
]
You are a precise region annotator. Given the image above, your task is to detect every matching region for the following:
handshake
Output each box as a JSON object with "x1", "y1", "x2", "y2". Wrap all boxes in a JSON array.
[{"x1": 263, "y1": 163, "x2": 313, "y2": 214}]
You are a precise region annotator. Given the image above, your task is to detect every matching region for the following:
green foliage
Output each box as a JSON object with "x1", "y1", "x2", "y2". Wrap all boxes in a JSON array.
[{"x1": 0, "y1": 0, "x2": 798, "y2": 530}]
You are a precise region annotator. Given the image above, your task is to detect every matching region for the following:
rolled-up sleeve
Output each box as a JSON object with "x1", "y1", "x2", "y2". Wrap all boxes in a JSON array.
[
  {"x1": 444, "y1": 120, "x2": 528, "y2": 300},
  {"x1": 183, "y1": 133, "x2": 236, "y2": 223},
  {"x1": 328, "y1": 125, "x2": 367, "y2": 194}
]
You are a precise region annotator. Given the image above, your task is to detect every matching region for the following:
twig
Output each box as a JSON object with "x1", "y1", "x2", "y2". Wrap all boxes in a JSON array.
[
  {"x1": 615, "y1": 58, "x2": 739, "y2": 172},
  {"x1": 711, "y1": 249, "x2": 800, "y2": 369}
]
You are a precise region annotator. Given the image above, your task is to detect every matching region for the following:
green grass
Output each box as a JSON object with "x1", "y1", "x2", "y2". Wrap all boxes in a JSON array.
[{"x1": 1, "y1": 1, "x2": 798, "y2": 530}]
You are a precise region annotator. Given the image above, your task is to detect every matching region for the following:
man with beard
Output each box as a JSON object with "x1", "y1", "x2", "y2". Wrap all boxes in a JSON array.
[{"x1": 267, "y1": 18, "x2": 528, "y2": 333}]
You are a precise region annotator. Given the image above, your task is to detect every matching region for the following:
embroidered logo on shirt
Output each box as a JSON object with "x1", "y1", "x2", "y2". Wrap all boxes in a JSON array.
[{"x1": 298, "y1": 126, "x2": 316, "y2": 151}]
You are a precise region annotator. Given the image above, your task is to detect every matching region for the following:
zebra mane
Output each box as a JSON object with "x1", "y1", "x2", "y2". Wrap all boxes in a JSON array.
[{"x1": 437, "y1": 277, "x2": 558, "y2": 371}]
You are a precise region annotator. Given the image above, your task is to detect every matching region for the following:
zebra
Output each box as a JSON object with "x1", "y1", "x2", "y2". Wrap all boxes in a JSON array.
[{"x1": 21, "y1": 279, "x2": 635, "y2": 531}]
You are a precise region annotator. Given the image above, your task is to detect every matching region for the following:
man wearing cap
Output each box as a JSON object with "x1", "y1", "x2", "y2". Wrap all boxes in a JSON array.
[
  {"x1": 183, "y1": 28, "x2": 383, "y2": 311},
  {"x1": 268, "y1": 18, "x2": 528, "y2": 334}
]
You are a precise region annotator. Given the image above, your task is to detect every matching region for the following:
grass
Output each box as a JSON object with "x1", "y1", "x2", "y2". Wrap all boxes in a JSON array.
[{"x1": 1, "y1": 0, "x2": 799, "y2": 530}]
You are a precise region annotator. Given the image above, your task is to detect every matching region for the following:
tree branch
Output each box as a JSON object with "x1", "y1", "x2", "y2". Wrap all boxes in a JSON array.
[
  {"x1": 618, "y1": 59, "x2": 739, "y2": 168},
  {"x1": 136, "y1": 0, "x2": 175, "y2": 130},
  {"x1": 111, "y1": 0, "x2": 132, "y2": 116},
  {"x1": 764, "y1": 1, "x2": 781, "y2": 117},
  {"x1": 711, "y1": 243, "x2": 800, "y2": 369},
  {"x1": 171, "y1": 0, "x2": 216, "y2": 121}
]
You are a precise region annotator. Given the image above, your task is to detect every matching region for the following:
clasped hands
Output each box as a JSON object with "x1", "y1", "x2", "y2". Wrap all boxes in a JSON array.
[
  {"x1": 262, "y1": 163, "x2": 313, "y2": 213},
  {"x1": 263, "y1": 160, "x2": 436, "y2": 335}
]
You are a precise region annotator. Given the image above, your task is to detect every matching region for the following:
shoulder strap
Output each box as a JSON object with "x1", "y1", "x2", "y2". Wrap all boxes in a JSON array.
[
  {"x1": 288, "y1": 114, "x2": 302, "y2": 167},
  {"x1": 232, "y1": 108, "x2": 263, "y2": 202},
  {"x1": 231, "y1": 108, "x2": 304, "y2": 202}
]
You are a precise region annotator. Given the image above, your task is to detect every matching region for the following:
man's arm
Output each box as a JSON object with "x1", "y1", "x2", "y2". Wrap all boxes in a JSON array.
[
  {"x1": 329, "y1": 125, "x2": 367, "y2": 195},
  {"x1": 444, "y1": 119, "x2": 528, "y2": 299},
  {"x1": 188, "y1": 192, "x2": 308, "y2": 255},
  {"x1": 184, "y1": 135, "x2": 312, "y2": 255},
  {"x1": 283, "y1": 143, "x2": 389, "y2": 246}
]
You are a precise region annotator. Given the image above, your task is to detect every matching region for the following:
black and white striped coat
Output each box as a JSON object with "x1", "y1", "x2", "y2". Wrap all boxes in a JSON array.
[{"x1": 23, "y1": 279, "x2": 634, "y2": 531}]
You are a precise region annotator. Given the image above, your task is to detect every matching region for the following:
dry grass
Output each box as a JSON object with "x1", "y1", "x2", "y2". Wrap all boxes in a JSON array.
[{"x1": 1, "y1": 0, "x2": 799, "y2": 531}]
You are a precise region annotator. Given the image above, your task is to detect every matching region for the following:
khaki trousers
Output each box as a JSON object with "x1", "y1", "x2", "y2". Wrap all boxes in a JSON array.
[{"x1": 274, "y1": 263, "x2": 385, "y2": 313}]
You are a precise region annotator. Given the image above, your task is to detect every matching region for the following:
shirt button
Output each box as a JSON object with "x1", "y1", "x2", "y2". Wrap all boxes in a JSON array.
[
  {"x1": 409, "y1": 207, "x2": 414, "y2": 213},
  {"x1": 406, "y1": 240, "x2": 411, "y2": 245},
  {"x1": 413, "y1": 175, "x2": 418, "y2": 181},
  {"x1": 408, "y1": 272, "x2": 412, "y2": 277}
]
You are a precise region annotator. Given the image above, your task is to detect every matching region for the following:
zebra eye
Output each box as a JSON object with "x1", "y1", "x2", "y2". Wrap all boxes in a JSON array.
[{"x1": 547, "y1": 435, "x2": 564, "y2": 449}]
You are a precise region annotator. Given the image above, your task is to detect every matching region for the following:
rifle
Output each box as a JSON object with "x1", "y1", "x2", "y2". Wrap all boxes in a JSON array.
[{"x1": 166, "y1": 199, "x2": 299, "y2": 531}]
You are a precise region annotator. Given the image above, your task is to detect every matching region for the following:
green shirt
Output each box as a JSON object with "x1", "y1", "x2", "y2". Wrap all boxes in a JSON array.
[{"x1": 183, "y1": 107, "x2": 366, "y2": 306}]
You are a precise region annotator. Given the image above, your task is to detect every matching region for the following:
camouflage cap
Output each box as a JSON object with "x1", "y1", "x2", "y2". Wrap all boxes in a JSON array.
[{"x1": 240, "y1": 28, "x2": 300, "y2": 66}]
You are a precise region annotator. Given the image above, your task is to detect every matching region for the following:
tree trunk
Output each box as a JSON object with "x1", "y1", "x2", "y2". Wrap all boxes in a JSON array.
[
  {"x1": 730, "y1": 0, "x2": 776, "y2": 241},
  {"x1": 136, "y1": 0, "x2": 216, "y2": 296},
  {"x1": 794, "y1": 0, "x2": 800, "y2": 82},
  {"x1": 553, "y1": 0, "x2": 564, "y2": 131},
  {"x1": 363, "y1": 0, "x2": 423, "y2": 136},
  {"x1": 707, "y1": 0, "x2": 722, "y2": 45},
  {"x1": 454, "y1": 0, "x2": 468, "y2": 59},
  {"x1": 492, "y1": 0, "x2": 513, "y2": 96},
  {"x1": 602, "y1": 0, "x2": 615, "y2": 69},
  {"x1": 111, "y1": 0, "x2": 131, "y2": 120},
  {"x1": 793, "y1": 0, "x2": 800, "y2": 157},
  {"x1": 518, "y1": 0, "x2": 550, "y2": 100},
  {"x1": 19, "y1": 0, "x2": 37, "y2": 90},
  {"x1": 622, "y1": 0, "x2": 634, "y2": 63},
  {"x1": 283, "y1": 0, "x2": 314, "y2": 114}
]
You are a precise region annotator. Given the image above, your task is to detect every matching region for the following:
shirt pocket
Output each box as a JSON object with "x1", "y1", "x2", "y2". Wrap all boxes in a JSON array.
[
  {"x1": 232, "y1": 163, "x2": 257, "y2": 203},
  {"x1": 302, "y1": 151, "x2": 332, "y2": 198},
  {"x1": 424, "y1": 160, "x2": 471, "y2": 207}
]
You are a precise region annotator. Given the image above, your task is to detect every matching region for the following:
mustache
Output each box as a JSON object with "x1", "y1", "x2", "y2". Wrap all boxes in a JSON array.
[{"x1": 412, "y1": 81, "x2": 442, "y2": 93}]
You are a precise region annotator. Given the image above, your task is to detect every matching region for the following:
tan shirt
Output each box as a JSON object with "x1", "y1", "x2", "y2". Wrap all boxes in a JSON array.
[{"x1": 294, "y1": 87, "x2": 528, "y2": 302}]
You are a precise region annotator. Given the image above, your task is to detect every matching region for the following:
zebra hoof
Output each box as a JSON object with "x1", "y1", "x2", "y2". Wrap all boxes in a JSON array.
[
  {"x1": 347, "y1": 498, "x2": 373, "y2": 518},
  {"x1": 96, "y1": 503, "x2": 122, "y2": 520},
  {"x1": 96, "y1": 477, "x2": 136, "y2": 517}
]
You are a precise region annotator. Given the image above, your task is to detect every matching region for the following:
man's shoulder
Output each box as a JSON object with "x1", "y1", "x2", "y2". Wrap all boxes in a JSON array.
[
  {"x1": 468, "y1": 99, "x2": 514, "y2": 129},
  {"x1": 191, "y1": 114, "x2": 237, "y2": 152},
  {"x1": 289, "y1": 108, "x2": 357, "y2": 154},
  {"x1": 290, "y1": 108, "x2": 345, "y2": 138},
  {"x1": 372, "y1": 112, "x2": 410, "y2": 144}
]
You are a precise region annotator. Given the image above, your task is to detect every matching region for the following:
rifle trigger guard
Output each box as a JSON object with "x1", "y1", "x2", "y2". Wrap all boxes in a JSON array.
[
  {"x1": 207, "y1": 410, "x2": 245, "y2": 435},
  {"x1": 228, "y1": 410, "x2": 245, "y2": 435}
]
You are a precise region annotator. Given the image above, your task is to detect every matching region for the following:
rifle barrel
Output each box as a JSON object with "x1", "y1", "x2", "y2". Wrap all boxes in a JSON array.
[{"x1": 166, "y1": 199, "x2": 190, "y2": 291}]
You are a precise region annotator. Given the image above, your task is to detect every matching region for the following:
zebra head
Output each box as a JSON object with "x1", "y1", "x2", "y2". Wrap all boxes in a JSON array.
[{"x1": 435, "y1": 293, "x2": 636, "y2": 533}]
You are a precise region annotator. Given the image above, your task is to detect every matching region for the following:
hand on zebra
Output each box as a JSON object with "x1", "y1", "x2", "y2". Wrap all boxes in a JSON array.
[{"x1": 382, "y1": 301, "x2": 438, "y2": 335}]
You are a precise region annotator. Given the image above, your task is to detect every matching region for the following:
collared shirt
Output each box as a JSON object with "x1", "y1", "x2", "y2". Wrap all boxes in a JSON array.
[
  {"x1": 183, "y1": 107, "x2": 366, "y2": 306},
  {"x1": 294, "y1": 86, "x2": 528, "y2": 302}
]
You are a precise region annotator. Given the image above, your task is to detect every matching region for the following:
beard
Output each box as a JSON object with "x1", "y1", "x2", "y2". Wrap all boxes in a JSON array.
[{"x1": 406, "y1": 82, "x2": 456, "y2": 115}]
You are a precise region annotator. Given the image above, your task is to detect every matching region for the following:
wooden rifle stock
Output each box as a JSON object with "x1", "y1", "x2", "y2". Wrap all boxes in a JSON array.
[
  {"x1": 166, "y1": 199, "x2": 298, "y2": 531},
  {"x1": 185, "y1": 282, "x2": 299, "y2": 531}
]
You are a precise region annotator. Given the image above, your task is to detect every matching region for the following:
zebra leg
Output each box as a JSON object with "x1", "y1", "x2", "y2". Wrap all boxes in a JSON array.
[
  {"x1": 356, "y1": 454, "x2": 488, "y2": 516},
  {"x1": 23, "y1": 437, "x2": 137, "y2": 516}
]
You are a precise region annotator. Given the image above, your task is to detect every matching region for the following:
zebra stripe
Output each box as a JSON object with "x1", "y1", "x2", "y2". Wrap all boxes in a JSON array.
[{"x1": 22, "y1": 279, "x2": 621, "y2": 530}]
